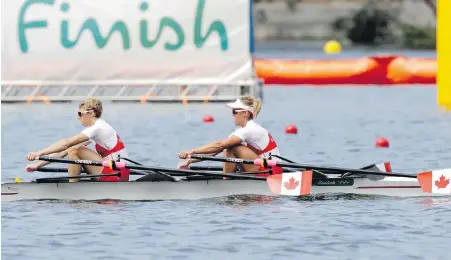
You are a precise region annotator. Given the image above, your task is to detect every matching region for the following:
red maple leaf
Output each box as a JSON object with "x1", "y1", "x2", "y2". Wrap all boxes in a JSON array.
[
  {"x1": 284, "y1": 177, "x2": 299, "y2": 190},
  {"x1": 435, "y1": 175, "x2": 450, "y2": 189}
]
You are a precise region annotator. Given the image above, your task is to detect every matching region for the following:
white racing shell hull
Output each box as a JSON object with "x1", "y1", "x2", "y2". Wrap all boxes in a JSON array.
[{"x1": 1, "y1": 176, "x2": 443, "y2": 202}]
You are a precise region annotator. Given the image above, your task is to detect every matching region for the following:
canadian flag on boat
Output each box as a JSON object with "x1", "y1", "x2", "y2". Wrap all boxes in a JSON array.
[
  {"x1": 266, "y1": 171, "x2": 313, "y2": 196},
  {"x1": 417, "y1": 169, "x2": 451, "y2": 194},
  {"x1": 376, "y1": 162, "x2": 392, "y2": 173}
]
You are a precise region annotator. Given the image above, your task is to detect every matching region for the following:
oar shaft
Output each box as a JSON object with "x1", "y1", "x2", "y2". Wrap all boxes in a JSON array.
[
  {"x1": 189, "y1": 155, "x2": 416, "y2": 178},
  {"x1": 38, "y1": 156, "x2": 266, "y2": 180},
  {"x1": 36, "y1": 167, "x2": 146, "y2": 176},
  {"x1": 35, "y1": 173, "x2": 119, "y2": 183},
  {"x1": 39, "y1": 156, "x2": 103, "y2": 166},
  {"x1": 271, "y1": 162, "x2": 414, "y2": 178},
  {"x1": 188, "y1": 165, "x2": 296, "y2": 173},
  {"x1": 189, "y1": 166, "x2": 223, "y2": 171},
  {"x1": 37, "y1": 167, "x2": 74, "y2": 173},
  {"x1": 189, "y1": 155, "x2": 259, "y2": 166},
  {"x1": 127, "y1": 165, "x2": 266, "y2": 180},
  {"x1": 38, "y1": 156, "x2": 174, "y2": 180}
]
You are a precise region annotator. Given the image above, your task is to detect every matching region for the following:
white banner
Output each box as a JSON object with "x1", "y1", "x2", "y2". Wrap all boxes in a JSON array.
[{"x1": 1, "y1": 0, "x2": 253, "y2": 84}]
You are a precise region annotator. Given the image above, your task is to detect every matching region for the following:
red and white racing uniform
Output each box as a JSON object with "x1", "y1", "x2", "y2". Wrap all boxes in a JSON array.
[
  {"x1": 229, "y1": 120, "x2": 283, "y2": 176},
  {"x1": 82, "y1": 119, "x2": 129, "y2": 182}
]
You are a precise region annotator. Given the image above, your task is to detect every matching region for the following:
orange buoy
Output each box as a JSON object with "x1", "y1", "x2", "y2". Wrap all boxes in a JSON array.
[
  {"x1": 203, "y1": 115, "x2": 214, "y2": 123},
  {"x1": 375, "y1": 137, "x2": 389, "y2": 148},
  {"x1": 285, "y1": 124, "x2": 298, "y2": 134}
]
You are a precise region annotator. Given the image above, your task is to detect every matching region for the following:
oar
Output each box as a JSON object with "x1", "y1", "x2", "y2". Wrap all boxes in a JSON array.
[
  {"x1": 269, "y1": 154, "x2": 392, "y2": 175},
  {"x1": 187, "y1": 165, "x2": 297, "y2": 173},
  {"x1": 38, "y1": 157, "x2": 182, "y2": 181},
  {"x1": 114, "y1": 157, "x2": 178, "y2": 180},
  {"x1": 120, "y1": 157, "x2": 274, "y2": 175},
  {"x1": 35, "y1": 173, "x2": 120, "y2": 183},
  {"x1": 35, "y1": 165, "x2": 270, "y2": 177},
  {"x1": 34, "y1": 167, "x2": 147, "y2": 175},
  {"x1": 188, "y1": 155, "x2": 451, "y2": 195},
  {"x1": 37, "y1": 156, "x2": 266, "y2": 180},
  {"x1": 35, "y1": 167, "x2": 73, "y2": 173},
  {"x1": 188, "y1": 155, "x2": 410, "y2": 178},
  {"x1": 188, "y1": 166, "x2": 226, "y2": 171}
]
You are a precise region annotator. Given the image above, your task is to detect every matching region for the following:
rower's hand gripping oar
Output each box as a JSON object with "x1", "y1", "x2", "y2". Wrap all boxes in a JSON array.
[{"x1": 189, "y1": 155, "x2": 451, "y2": 195}]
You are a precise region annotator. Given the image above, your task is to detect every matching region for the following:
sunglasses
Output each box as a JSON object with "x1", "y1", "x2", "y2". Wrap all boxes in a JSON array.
[
  {"x1": 232, "y1": 109, "x2": 246, "y2": 115},
  {"x1": 78, "y1": 110, "x2": 91, "y2": 117}
]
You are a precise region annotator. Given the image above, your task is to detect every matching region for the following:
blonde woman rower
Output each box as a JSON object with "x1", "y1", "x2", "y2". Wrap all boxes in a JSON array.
[
  {"x1": 25, "y1": 98, "x2": 129, "y2": 182},
  {"x1": 178, "y1": 96, "x2": 283, "y2": 176}
]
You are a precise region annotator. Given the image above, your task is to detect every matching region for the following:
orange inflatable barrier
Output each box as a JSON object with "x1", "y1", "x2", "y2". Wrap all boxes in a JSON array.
[
  {"x1": 387, "y1": 57, "x2": 437, "y2": 84},
  {"x1": 254, "y1": 56, "x2": 437, "y2": 85}
]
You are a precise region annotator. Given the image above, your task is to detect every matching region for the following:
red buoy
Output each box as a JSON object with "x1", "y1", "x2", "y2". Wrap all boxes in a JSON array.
[
  {"x1": 375, "y1": 137, "x2": 389, "y2": 148},
  {"x1": 285, "y1": 124, "x2": 298, "y2": 134},
  {"x1": 203, "y1": 115, "x2": 214, "y2": 123}
]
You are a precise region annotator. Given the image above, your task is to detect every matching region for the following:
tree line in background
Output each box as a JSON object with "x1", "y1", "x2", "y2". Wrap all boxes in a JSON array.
[
  {"x1": 254, "y1": 0, "x2": 437, "y2": 49},
  {"x1": 332, "y1": 0, "x2": 436, "y2": 49}
]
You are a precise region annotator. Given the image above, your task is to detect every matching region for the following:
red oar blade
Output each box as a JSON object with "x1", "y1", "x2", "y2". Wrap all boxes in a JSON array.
[
  {"x1": 417, "y1": 169, "x2": 451, "y2": 194},
  {"x1": 266, "y1": 171, "x2": 313, "y2": 196}
]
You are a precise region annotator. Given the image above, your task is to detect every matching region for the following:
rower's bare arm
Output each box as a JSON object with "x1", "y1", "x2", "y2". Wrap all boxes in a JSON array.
[
  {"x1": 34, "y1": 150, "x2": 69, "y2": 168},
  {"x1": 192, "y1": 137, "x2": 242, "y2": 154},
  {"x1": 217, "y1": 136, "x2": 242, "y2": 150},
  {"x1": 187, "y1": 151, "x2": 220, "y2": 164},
  {"x1": 38, "y1": 134, "x2": 89, "y2": 156},
  {"x1": 190, "y1": 141, "x2": 221, "y2": 154}
]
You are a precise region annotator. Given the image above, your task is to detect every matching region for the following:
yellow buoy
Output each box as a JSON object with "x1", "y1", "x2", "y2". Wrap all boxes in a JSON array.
[
  {"x1": 323, "y1": 40, "x2": 342, "y2": 54},
  {"x1": 15, "y1": 178, "x2": 23, "y2": 183}
]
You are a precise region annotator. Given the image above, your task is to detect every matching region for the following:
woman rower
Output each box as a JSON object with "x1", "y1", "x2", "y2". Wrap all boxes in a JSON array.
[
  {"x1": 177, "y1": 96, "x2": 283, "y2": 176},
  {"x1": 25, "y1": 98, "x2": 129, "y2": 182}
]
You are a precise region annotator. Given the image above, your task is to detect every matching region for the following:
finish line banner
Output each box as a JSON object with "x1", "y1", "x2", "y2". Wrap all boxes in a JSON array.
[{"x1": 2, "y1": 0, "x2": 253, "y2": 84}]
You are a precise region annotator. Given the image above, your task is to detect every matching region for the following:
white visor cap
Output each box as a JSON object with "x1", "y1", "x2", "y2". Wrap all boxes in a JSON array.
[{"x1": 226, "y1": 99, "x2": 254, "y2": 113}]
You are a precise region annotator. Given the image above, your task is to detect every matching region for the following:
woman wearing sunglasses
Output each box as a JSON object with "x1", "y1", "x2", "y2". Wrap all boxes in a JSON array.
[
  {"x1": 25, "y1": 98, "x2": 129, "y2": 182},
  {"x1": 177, "y1": 96, "x2": 283, "y2": 176}
]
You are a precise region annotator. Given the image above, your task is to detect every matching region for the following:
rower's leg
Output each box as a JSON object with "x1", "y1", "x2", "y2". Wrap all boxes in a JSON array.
[
  {"x1": 232, "y1": 146, "x2": 261, "y2": 172},
  {"x1": 223, "y1": 148, "x2": 239, "y2": 173},
  {"x1": 67, "y1": 146, "x2": 104, "y2": 182},
  {"x1": 223, "y1": 145, "x2": 261, "y2": 173}
]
